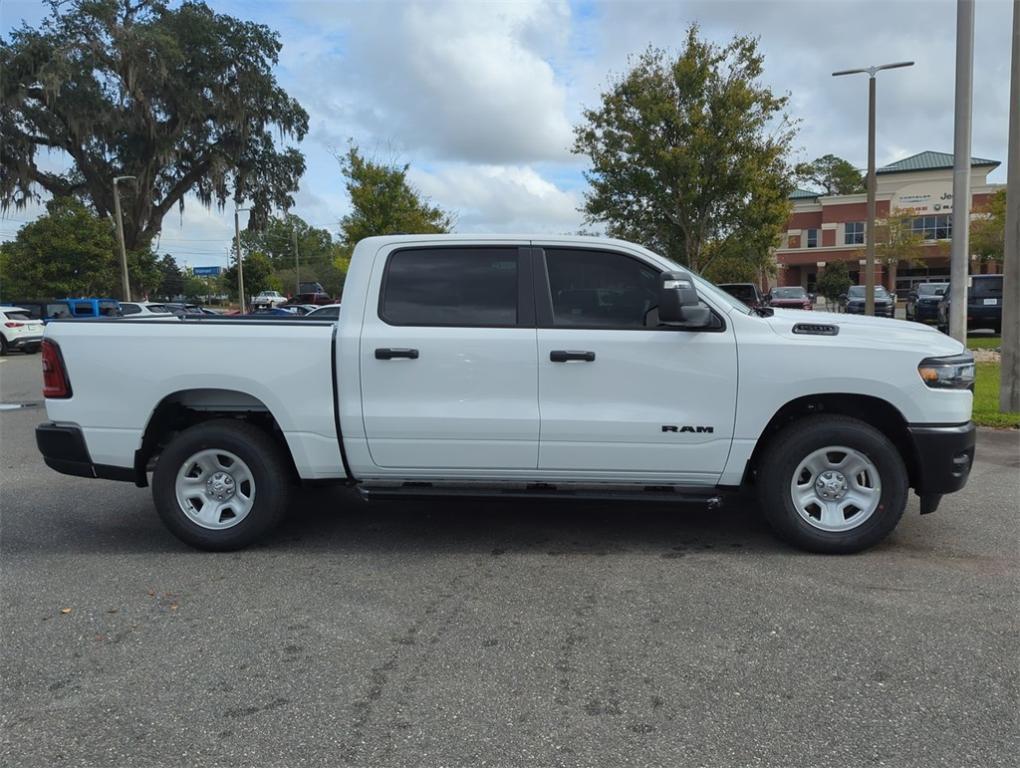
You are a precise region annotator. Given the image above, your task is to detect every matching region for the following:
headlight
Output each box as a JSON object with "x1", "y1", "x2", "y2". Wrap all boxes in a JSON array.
[{"x1": 918, "y1": 354, "x2": 975, "y2": 390}]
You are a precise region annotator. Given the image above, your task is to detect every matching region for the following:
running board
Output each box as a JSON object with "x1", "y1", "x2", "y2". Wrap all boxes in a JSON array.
[{"x1": 358, "y1": 482, "x2": 723, "y2": 508}]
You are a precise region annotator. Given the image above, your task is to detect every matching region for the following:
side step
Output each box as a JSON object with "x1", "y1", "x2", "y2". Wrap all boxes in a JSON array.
[{"x1": 358, "y1": 482, "x2": 723, "y2": 508}]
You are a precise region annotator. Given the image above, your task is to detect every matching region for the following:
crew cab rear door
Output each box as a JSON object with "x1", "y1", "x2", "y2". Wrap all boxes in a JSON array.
[
  {"x1": 533, "y1": 245, "x2": 738, "y2": 483},
  {"x1": 359, "y1": 243, "x2": 539, "y2": 470}
]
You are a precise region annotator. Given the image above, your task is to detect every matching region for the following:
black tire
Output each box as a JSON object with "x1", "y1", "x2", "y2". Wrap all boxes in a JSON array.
[
  {"x1": 152, "y1": 419, "x2": 290, "y2": 551},
  {"x1": 24, "y1": 345, "x2": 39, "y2": 354},
  {"x1": 757, "y1": 415, "x2": 908, "y2": 554},
  {"x1": 0, "y1": 335, "x2": 7, "y2": 356}
]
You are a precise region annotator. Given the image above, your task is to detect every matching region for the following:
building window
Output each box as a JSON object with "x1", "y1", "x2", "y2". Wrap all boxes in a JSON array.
[
  {"x1": 806, "y1": 229, "x2": 818, "y2": 248},
  {"x1": 910, "y1": 214, "x2": 952, "y2": 240},
  {"x1": 844, "y1": 221, "x2": 865, "y2": 245}
]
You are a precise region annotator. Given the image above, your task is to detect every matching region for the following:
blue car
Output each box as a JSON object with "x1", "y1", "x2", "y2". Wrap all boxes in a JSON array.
[{"x1": 2, "y1": 298, "x2": 121, "y2": 322}]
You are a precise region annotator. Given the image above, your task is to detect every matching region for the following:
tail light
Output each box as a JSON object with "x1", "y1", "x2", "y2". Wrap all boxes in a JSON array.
[
  {"x1": 41, "y1": 339, "x2": 72, "y2": 398},
  {"x1": 4, "y1": 321, "x2": 23, "y2": 328}
]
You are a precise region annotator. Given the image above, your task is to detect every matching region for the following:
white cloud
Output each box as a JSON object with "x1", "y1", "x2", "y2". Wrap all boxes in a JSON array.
[
  {"x1": 289, "y1": 0, "x2": 575, "y2": 164},
  {"x1": 409, "y1": 163, "x2": 582, "y2": 233}
]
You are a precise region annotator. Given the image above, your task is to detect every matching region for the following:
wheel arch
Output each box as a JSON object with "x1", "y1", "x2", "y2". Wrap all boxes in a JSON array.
[
  {"x1": 134, "y1": 388, "x2": 298, "y2": 487},
  {"x1": 744, "y1": 393, "x2": 919, "y2": 489}
]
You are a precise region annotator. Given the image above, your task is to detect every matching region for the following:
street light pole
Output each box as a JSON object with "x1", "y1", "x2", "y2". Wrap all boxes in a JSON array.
[
  {"x1": 234, "y1": 207, "x2": 250, "y2": 312},
  {"x1": 949, "y1": 0, "x2": 976, "y2": 343},
  {"x1": 293, "y1": 226, "x2": 300, "y2": 296},
  {"x1": 833, "y1": 61, "x2": 914, "y2": 316},
  {"x1": 1001, "y1": 0, "x2": 1020, "y2": 412},
  {"x1": 112, "y1": 175, "x2": 136, "y2": 302}
]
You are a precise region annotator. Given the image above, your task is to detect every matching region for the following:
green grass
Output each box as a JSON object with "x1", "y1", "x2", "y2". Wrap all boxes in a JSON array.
[
  {"x1": 974, "y1": 362, "x2": 1020, "y2": 429},
  {"x1": 967, "y1": 335, "x2": 1001, "y2": 351}
]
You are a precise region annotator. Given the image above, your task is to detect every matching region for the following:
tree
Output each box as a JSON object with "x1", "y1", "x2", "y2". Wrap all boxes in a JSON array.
[
  {"x1": 337, "y1": 145, "x2": 454, "y2": 254},
  {"x1": 572, "y1": 28, "x2": 796, "y2": 274},
  {"x1": 795, "y1": 155, "x2": 865, "y2": 196},
  {"x1": 0, "y1": 196, "x2": 117, "y2": 298},
  {"x1": 1, "y1": 0, "x2": 308, "y2": 251},
  {"x1": 816, "y1": 260, "x2": 852, "y2": 307},
  {"x1": 241, "y1": 214, "x2": 334, "y2": 272},
  {"x1": 221, "y1": 251, "x2": 278, "y2": 302},
  {"x1": 874, "y1": 207, "x2": 926, "y2": 289},
  {"x1": 971, "y1": 188, "x2": 1007, "y2": 264},
  {"x1": 155, "y1": 254, "x2": 185, "y2": 299}
]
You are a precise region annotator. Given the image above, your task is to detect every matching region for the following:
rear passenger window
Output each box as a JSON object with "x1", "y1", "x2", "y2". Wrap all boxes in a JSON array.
[
  {"x1": 545, "y1": 248, "x2": 660, "y2": 327},
  {"x1": 121, "y1": 303, "x2": 140, "y2": 315},
  {"x1": 381, "y1": 248, "x2": 519, "y2": 326}
]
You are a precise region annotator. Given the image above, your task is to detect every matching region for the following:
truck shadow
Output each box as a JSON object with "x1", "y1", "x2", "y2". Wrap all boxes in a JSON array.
[{"x1": 266, "y1": 486, "x2": 784, "y2": 556}]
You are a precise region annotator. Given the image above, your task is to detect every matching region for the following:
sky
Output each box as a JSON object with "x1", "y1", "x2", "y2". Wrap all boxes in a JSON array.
[{"x1": 0, "y1": 0, "x2": 1015, "y2": 269}]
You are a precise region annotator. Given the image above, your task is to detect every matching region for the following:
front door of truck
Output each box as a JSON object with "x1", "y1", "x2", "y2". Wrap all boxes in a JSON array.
[
  {"x1": 359, "y1": 243, "x2": 539, "y2": 470},
  {"x1": 534, "y1": 246, "x2": 738, "y2": 483}
]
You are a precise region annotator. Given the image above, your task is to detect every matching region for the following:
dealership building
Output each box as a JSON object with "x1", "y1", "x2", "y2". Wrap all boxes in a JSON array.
[{"x1": 774, "y1": 150, "x2": 1004, "y2": 293}]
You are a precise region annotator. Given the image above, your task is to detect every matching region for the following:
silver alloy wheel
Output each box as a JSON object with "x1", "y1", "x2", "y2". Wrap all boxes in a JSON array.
[
  {"x1": 174, "y1": 449, "x2": 255, "y2": 530},
  {"x1": 790, "y1": 445, "x2": 882, "y2": 532}
]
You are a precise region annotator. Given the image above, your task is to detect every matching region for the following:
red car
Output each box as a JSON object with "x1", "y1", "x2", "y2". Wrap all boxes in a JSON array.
[{"x1": 768, "y1": 286, "x2": 813, "y2": 310}]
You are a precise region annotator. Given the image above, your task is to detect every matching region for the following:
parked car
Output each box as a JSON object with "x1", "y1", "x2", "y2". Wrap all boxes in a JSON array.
[
  {"x1": 294, "y1": 282, "x2": 333, "y2": 305},
  {"x1": 767, "y1": 286, "x2": 813, "y2": 310},
  {"x1": 304, "y1": 303, "x2": 341, "y2": 320},
  {"x1": 937, "y1": 274, "x2": 1003, "y2": 334},
  {"x1": 843, "y1": 285, "x2": 895, "y2": 318},
  {"x1": 165, "y1": 303, "x2": 217, "y2": 318},
  {"x1": 905, "y1": 282, "x2": 948, "y2": 324},
  {"x1": 36, "y1": 234, "x2": 975, "y2": 556},
  {"x1": 3, "y1": 298, "x2": 120, "y2": 321},
  {"x1": 119, "y1": 301, "x2": 179, "y2": 320},
  {"x1": 717, "y1": 283, "x2": 766, "y2": 310},
  {"x1": 0, "y1": 306, "x2": 44, "y2": 354},
  {"x1": 247, "y1": 306, "x2": 305, "y2": 318},
  {"x1": 251, "y1": 290, "x2": 288, "y2": 310}
]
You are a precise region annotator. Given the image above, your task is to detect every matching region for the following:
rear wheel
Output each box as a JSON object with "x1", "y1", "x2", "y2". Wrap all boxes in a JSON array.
[
  {"x1": 0, "y1": 335, "x2": 7, "y2": 356},
  {"x1": 152, "y1": 420, "x2": 290, "y2": 550},
  {"x1": 757, "y1": 415, "x2": 908, "y2": 553}
]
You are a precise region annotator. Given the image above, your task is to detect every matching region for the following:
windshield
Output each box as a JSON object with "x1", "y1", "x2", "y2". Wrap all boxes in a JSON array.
[
  {"x1": 848, "y1": 286, "x2": 889, "y2": 298},
  {"x1": 917, "y1": 283, "x2": 948, "y2": 296},
  {"x1": 772, "y1": 287, "x2": 806, "y2": 298}
]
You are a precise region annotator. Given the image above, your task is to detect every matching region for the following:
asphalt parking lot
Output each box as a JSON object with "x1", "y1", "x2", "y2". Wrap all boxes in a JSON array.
[{"x1": 1, "y1": 352, "x2": 1017, "y2": 767}]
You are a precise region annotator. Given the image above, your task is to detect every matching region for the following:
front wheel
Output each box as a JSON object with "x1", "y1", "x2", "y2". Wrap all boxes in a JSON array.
[
  {"x1": 152, "y1": 420, "x2": 291, "y2": 550},
  {"x1": 757, "y1": 415, "x2": 908, "y2": 553}
]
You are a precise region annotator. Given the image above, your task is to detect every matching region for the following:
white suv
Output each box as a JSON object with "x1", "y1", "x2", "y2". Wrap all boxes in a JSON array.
[
  {"x1": 119, "y1": 302, "x2": 179, "y2": 320},
  {"x1": 0, "y1": 307, "x2": 44, "y2": 355}
]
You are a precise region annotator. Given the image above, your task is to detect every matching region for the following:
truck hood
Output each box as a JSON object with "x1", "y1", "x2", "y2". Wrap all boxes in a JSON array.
[{"x1": 765, "y1": 308, "x2": 966, "y2": 357}]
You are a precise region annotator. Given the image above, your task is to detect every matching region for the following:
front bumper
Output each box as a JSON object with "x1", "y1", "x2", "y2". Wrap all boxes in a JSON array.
[
  {"x1": 912, "y1": 303, "x2": 941, "y2": 322},
  {"x1": 845, "y1": 303, "x2": 895, "y2": 317},
  {"x1": 36, "y1": 422, "x2": 137, "y2": 483},
  {"x1": 908, "y1": 422, "x2": 976, "y2": 496}
]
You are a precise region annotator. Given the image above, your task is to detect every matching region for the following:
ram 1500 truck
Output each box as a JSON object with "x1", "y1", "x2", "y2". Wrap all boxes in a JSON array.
[{"x1": 35, "y1": 235, "x2": 976, "y2": 553}]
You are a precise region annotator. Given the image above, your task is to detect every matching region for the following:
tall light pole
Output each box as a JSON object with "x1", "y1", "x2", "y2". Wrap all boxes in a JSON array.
[
  {"x1": 292, "y1": 225, "x2": 300, "y2": 296},
  {"x1": 833, "y1": 61, "x2": 914, "y2": 316},
  {"x1": 1001, "y1": 0, "x2": 1020, "y2": 412},
  {"x1": 949, "y1": 0, "x2": 975, "y2": 343},
  {"x1": 234, "y1": 206, "x2": 250, "y2": 312},
  {"x1": 112, "y1": 175, "x2": 136, "y2": 301}
]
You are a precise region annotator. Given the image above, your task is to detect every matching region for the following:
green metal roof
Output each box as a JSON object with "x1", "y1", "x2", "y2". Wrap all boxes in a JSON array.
[
  {"x1": 789, "y1": 188, "x2": 821, "y2": 200},
  {"x1": 876, "y1": 150, "x2": 999, "y2": 174}
]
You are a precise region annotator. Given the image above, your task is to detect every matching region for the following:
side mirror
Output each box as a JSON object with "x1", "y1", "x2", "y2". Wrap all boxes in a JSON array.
[{"x1": 658, "y1": 272, "x2": 711, "y2": 328}]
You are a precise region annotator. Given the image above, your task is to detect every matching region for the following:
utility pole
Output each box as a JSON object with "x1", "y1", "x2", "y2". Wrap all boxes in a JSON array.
[
  {"x1": 112, "y1": 175, "x2": 136, "y2": 302},
  {"x1": 293, "y1": 226, "x2": 300, "y2": 296},
  {"x1": 1001, "y1": 0, "x2": 1020, "y2": 412},
  {"x1": 949, "y1": 0, "x2": 975, "y2": 343},
  {"x1": 833, "y1": 60, "x2": 914, "y2": 315},
  {"x1": 234, "y1": 207, "x2": 249, "y2": 312}
]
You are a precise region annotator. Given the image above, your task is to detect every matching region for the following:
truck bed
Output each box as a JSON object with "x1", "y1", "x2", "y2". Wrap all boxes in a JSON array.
[{"x1": 43, "y1": 318, "x2": 345, "y2": 480}]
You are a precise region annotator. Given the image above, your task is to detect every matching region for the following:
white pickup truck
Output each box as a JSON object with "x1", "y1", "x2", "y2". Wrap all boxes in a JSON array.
[{"x1": 36, "y1": 235, "x2": 976, "y2": 553}]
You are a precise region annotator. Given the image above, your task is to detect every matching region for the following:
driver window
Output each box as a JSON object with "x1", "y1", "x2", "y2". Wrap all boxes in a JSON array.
[{"x1": 545, "y1": 249, "x2": 660, "y2": 328}]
